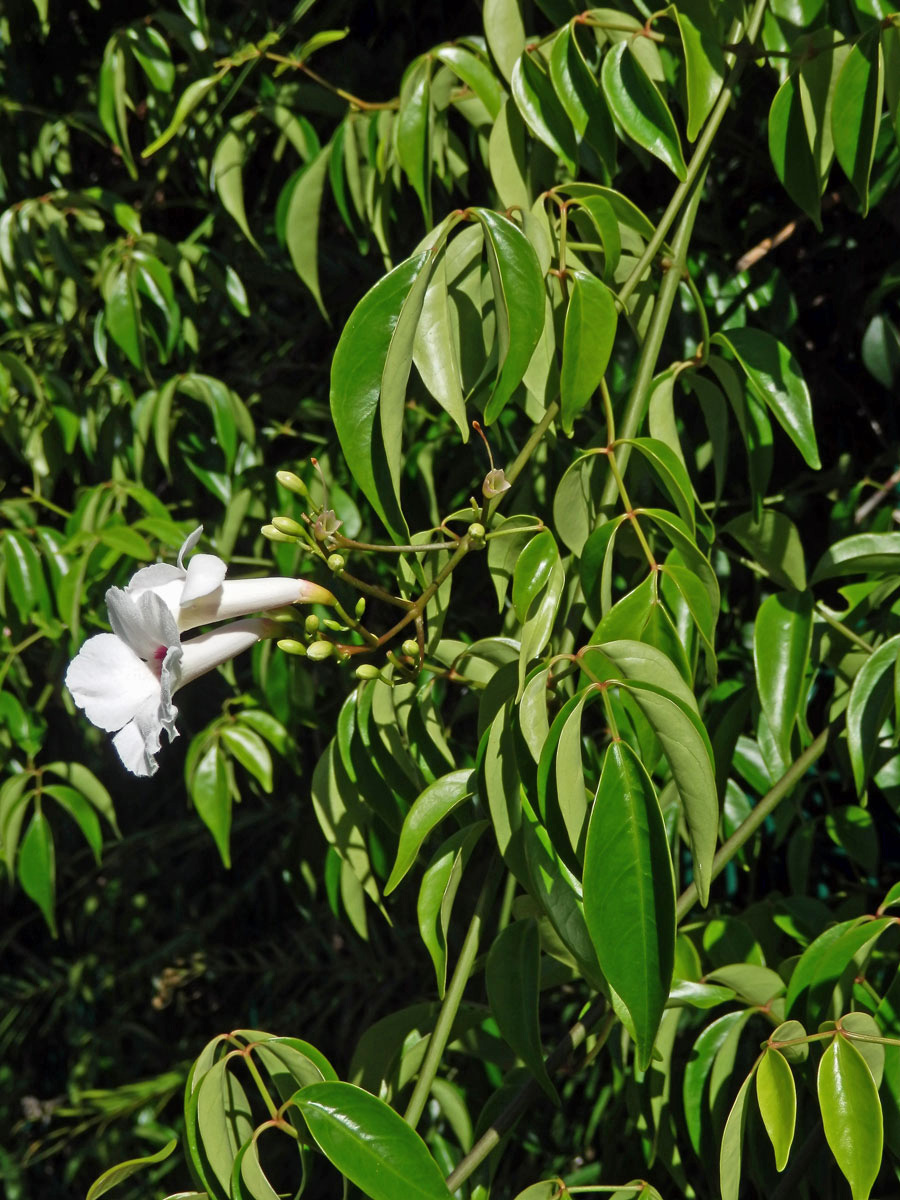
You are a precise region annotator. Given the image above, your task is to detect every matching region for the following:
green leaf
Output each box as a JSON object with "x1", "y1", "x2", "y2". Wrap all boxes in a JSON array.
[
  {"x1": 296, "y1": 1082, "x2": 453, "y2": 1200},
  {"x1": 832, "y1": 31, "x2": 884, "y2": 215},
  {"x1": 753, "y1": 590, "x2": 813, "y2": 759},
  {"x1": 286, "y1": 145, "x2": 332, "y2": 320},
  {"x1": 212, "y1": 131, "x2": 260, "y2": 250},
  {"x1": 221, "y1": 726, "x2": 273, "y2": 793},
  {"x1": 818, "y1": 1035, "x2": 883, "y2": 1200},
  {"x1": 484, "y1": 0, "x2": 526, "y2": 83},
  {"x1": 189, "y1": 744, "x2": 231, "y2": 868},
  {"x1": 683, "y1": 1011, "x2": 752, "y2": 1156},
  {"x1": 436, "y1": 46, "x2": 504, "y2": 120},
  {"x1": 757, "y1": 1047, "x2": 796, "y2": 1171},
  {"x1": 396, "y1": 57, "x2": 432, "y2": 225},
  {"x1": 768, "y1": 70, "x2": 824, "y2": 226},
  {"x1": 719, "y1": 1068, "x2": 757, "y2": 1200},
  {"x1": 486, "y1": 919, "x2": 558, "y2": 1102},
  {"x1": 725, "y1": 509, "x2": 807, "y2": 591},
  {"x1": 672, "y1": 0, "x2": 726, "y2": 140},
  {"x1": 417, "y1": 822, "x2": 487, "y2": 995},
  {"x1": 846, "y1": 634, "x2": 900, "y2": 797},
  {"x1": 105, "y1": 268, "x2": 142, "y2": 370},
  {"x1": 86, "y1": 1139, "x2": 178, "y2": 1200},
  {"x1": 584, "y1": 741, "x2": 675, "y2": 1069},
  {"x1": 600, "y1": 41, "x2": 686, "y2": 179},
  {"x1": 17, "y1": 810, "x2": 56, "y2": 936},
  {"x1": 511, "y1": 49, "x2": 577, "y2": 175},
  {"x1": 144, "y1": 73, "x2": 222, "y2": 157},
  {"x1": 470, "y1": 208, "x2": 546, "y2": 424},
  {"x1": 331, "y1": 252, "x2": 432, "y2": 542},
  {"x1": 412, "y1": 251, "x2": 468, "y2": 439},
  {"x1": 512, "y1": 530, "x2": 558, "y2": 622},
  {"x1": 811, "y1": 533, "x2": 900, "y2": 583},
  {"x1": 44, "y1": 760, "x2": 120, "y2": 836},
  {"x1": 559, "y1": 271, "x2": 617, "y2": 434},
  {"x1": 126, "y1": 25, "x2": 175, "y2": 92},
  {"x1": 786, "y1": 917, "x2": 893, "y2": 1020},
  {"x1": 197, "y1": 1059, "x2": 253, "y2": 1195},
  {"x1": 386, "y1": 769, "x2": 473, "y2": 893},
  {"x1": 44, "y1": 784, "x2": 103, "y2": 863},
  {"x1": 234, "y1": 1135, "x2": 280, "y2": 1200},
  {"x1": 548, "y1": 25, "x2": 616, "y2": 171},
  {"x1": 296, "y1": 27, "x2": 349, "y2": 60},
  {"x1": 712, "y1": 328, "x2": 820, "y2": 469}
]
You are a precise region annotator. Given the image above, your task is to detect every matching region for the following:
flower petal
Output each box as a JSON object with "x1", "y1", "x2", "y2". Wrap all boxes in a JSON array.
[
  {"x1": 181, "y1": 552, "x2": 228, "y2": 607},
  {"x1": 112, "y1": 694, "x2": 178, "y2": 776},
  {"x1": 107, "y1": 589, "x2": 181, "y2": 660},
  {"x1": 126, "y1": 564, "x2": 185, "y2": 621},
  {"x1": 178, "y1": 618, "x2": 274, "y2": 688},
  {"x1": 65, "y1": 634, "x2": 160, "y2": 732},
  {"x1": 177, "y1": 525, "x2": 204, "y2": 570},
  {"x1": 177, "y1": 578, "x2": 334, "y2": 631}
]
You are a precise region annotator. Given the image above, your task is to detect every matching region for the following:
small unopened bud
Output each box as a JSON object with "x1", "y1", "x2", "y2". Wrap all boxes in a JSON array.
[
  {"x1": 355, "y1": 663, "x2": 381, "y2": 680},
  {"x1": 262, "y1": 524, "x2": 294, "y2": 543},
  {"x1": 401, "y1": 639, "x2": 419, "y2": 658},
  {"x1": 307, "y1": 640, "x2": 334, "y2": 661},
  {"x1": 468, "y1": 522, "x2": 486, "y2": 549},
  {"x1": 327, "y1": 553, "x2": 345, "y2": 573},
  {"x1": 276, "y1": 470, "x2": 308, "y2": 497},
  {"x1": 305, "y1": 614, "x2": 320, "y2": 635},
  {"x1": 277, "y1": 638, "x2": 307, "y2": 656},
  {"x1": 323, "y1": 618, "x2": 345, "y2": 631},
  {"x1": 482, "y1": 467, "x2": 511, "y2": 497},
  {"x1": 272, "y1": 515, "x2": 305, "y2": 537},
  {"x1": 355, "y1": 597, "x2": 366, "y2": 619}
]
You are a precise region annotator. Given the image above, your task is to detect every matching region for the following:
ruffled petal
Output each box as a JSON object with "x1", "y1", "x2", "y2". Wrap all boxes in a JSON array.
[
  {"x1": 106, "y1": 588, "x2": 161, "y2": 660},
  {"x1": 158, "y1": 644, "x2": 182, "y2": 737},
  {"x1": 111, "y1": 693, "x2": 178, "y2": 777},
  {"x1": 126, "y1": 564, "x2": 185, "y2": 621},
  {"x1": 177, "y1": 526, "x2": 204, "y2": 570},
  {"x1": 65, "y1": 634, "x2": 160, "y2": 732},
  {"x1": 181, "y1": 552, "x2": 227, "y2": 607}
]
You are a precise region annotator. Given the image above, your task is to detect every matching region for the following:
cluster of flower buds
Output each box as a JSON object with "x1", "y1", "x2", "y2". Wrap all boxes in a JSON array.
[{"x1": 262, "y1": 468, "x2": 343, "y2": 552}]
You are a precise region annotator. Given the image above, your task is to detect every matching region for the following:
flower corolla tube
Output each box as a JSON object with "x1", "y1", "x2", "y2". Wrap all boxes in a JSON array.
[{"x1": 65, "y1": 527, "x2": 334, "y2": 776}]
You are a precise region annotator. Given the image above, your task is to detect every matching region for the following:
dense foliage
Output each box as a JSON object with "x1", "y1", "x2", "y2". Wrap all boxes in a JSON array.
[{"x1": 4, "y1": 0, "x2": 900, "y2": 1197}]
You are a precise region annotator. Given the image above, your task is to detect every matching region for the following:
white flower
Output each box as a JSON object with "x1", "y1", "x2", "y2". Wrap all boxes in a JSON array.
[
  {"x1": 65, "y1": 526, "x2": 334, "y2": 776},
  {"x1": 122, "y1": 525, "x2": 335, "y2": 631}
]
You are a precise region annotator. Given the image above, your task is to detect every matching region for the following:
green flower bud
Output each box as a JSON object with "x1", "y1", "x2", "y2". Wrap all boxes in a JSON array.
[
  {"x1": 355, "y1": 597, "x2": 366, "y2": 619},
  {"x1": 469, "y1": 522, "x2": 486, "y2": 548},
  {"x1": 355, "y1": 663, "x2": 381, "y2": 680},
  {"x1": 277, "y1": 638, "x2": 307, "y2": 656},
  {"x1": 401, "y1": 639, "x2": 419, "y2": 658},
  {"x1": 261, "y1": 524, "x2": 294, "y2": 543},
  {"x1": 327, "y1": 553, "x2": 345, "y2": 572},
  {"x1": 276, "y1": 470, "x2": 308, "y2": 497},
  {"x1": 322, "y1": 618, "x2": 346, "y2": 631},
  {"x1": 306, "y1": 640, "x2": 334, "y2": 661},
  {"x1": 305, "y1": 614, "x2": 320, "y2": 634},
  {"x1": 272, "y1": 515, "x2": 305, "y2": 537}
]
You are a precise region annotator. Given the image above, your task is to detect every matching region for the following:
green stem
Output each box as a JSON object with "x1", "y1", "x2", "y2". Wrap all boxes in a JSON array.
[
  {"x1": 333, "y1": 536, "x2": 457, "y2": 553},
  {"x1": 404, "y1": 871, "x2": 499, "y2": 1128},
  {"x1": 445, "y1": 999, "x2": 612, "y2": 1191},
  {"x1": 377, "y1": 536, "x2": 472, "y2": 646},
  {"x1": 815, "y1": 603, "x2": 874, "y2": 655},
  {"x1": 600, "y1": 171, "x2": 706, "y2": 511},
  {"x1": 616, "y1": 0, "x2": 770, "y2": 310},
  {"x1": 676, "y1": 727, "x2": 830, "y2": 923},
  {"x1": 241, "y1": 1051, "x2": 279, "y2": 1121}
]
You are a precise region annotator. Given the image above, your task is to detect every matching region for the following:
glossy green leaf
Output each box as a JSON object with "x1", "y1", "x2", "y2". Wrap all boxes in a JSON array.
[
  {"x1": 769, "y1": 71, "x2": 824, "y2": 225},
  {"x1": 144, "y1": 73, "x2": 222, "y2": 157},
  {"x1": 672, "y1": 0, "x2": 726, "y2": 140},
  {"x1": 511, "y1": 50, "x2": 577, "y2": 175},
  {"x1": 105, "y1": 268, "x2": 142, "y2": 370},
  {"x1": 811, "y1": 533, "x2": 900, "y2": 583},
  {"x1": 412, "y1": 252, "x2": 468, "y2": 438},
  {"x1": 197, "y1": 1058, "x2": 253, "y2": 1195},
  {"x1": 725, "y1": 510, "x2": 807, "y2": 591},
  {"x1": 846, "y1": 634, "x2": 900, "y2": 797},
  {"x1": 486, "y1": 919, "x2": 558, "y2": 1102},
  {"x1": 17, "y1": 809, "x2": 56, "y2": 936},
  {"x1": 513, "y1": 530, "x2": 558, "y2": 622},
  {"x1": 560, "y1": 270, "x2": 617, "y2": 434},
  {"x1": 221, "y1": 726, "x2": 273, "y2": 793},
  {"x1": 472, "y1": 208, "x2": 545, "y2": 424},
  {"x1": 548, "y1": 25, "x2": 616, "y2": 170},
  {"x1": 786, "y1": 917, "x2": 893, "y2": 1020},
  {"x1": 753, "y1": 590, "x2": 813, "y2": 759},
  {"x1": 396, "y1": 57, "x2": 432, "y2": 225},
  {"x1": 234, "y1": 1135, "x2": 280, "y2": 1200},
  {"x1": 44, "y1": 784, "x2": 102, "y2": 863},
  {"x1": 832, "y1": 31, "x2": 884, "y2": 215},
  {"x1": 212, "y1": 131, "x2": 260, "y2": 251},
  {"x1": 417, "y1": 822, "x2": 487, "y2": 995},
  {"x1": 86, "y1": 1138, "x2": 177, "y2": 1200},
  {"x1": 296, "y1": 1082, "x2": 453, "y2": 1200},
  {"x1": 386, "y1": 769, "x2": 473, "y2": 893},
  {"x1": 126, "y1": 25, "x2": 175, "y2": 93},
  {"x1": 601, "y1": 41, "x2": 686, "y2": 179},
  {"x1": 296, "y1": 27, "x2": 349, "y2": 60},
  {"x1": 436, "y1": 46, "x2": 504, "y2": 120},
  {"x1": 584, "y1": 741, "x2": 675, "y2": 1069},
  {"x1": 190, "y1": 744, "x2": 231, "y2": 868},
  {"x1": 818, "y1": 1035, "x2": 883, "y2": 1200},
  {"x1": 44, "y1": 760, "x2": 120, "y2": 836},
  {"x1": 484, "y1": 0, "x2": 526, "y2": 83},
  {"x1": 286, "y1": 145, "x2": 331, "y2": 320},
  {"x1": 757, "y1": 1047, "x2": 796, "y2": 1171},
  {"x1": 331, "y1": 252, "x2": 430, "y2": 542},
  {"x1": 719, "y1": 1067, "x2": 756, "y2": 1200},
  {"x1": 683, "y1": 1011, "x2": 750, "y2": 1156},
  {"x1": 712, "y1": 328, "x2": 820, "y2": 469}
]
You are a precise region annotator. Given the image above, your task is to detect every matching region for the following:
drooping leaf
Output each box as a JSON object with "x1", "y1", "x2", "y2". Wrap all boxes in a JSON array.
[
  {"x1": 818, "y1": 1034, "x2": 883, "y2": 1200},
  {"x1": 511, "y1": 49, "x2": 578, "y2": 175},
  {"x1": 753, "y1": 590, "x2": 813, "y2": 759},
  {"x1": 386, "y1": 769, "x2": 474, "y2": 893},
  {"x1": 601, "y1": 41, "x2": 686, "y2": 179},
  {"x1": 86, "y1": 1139, "x2": 178, "y2": 1200},
  {"x1": 832, "y1": 30, "x2": 884, "y2": 215},
  {"x1": 486, "y1": 919, "x2": 558, "y2": 1102},
  {"x1": 560, "y1": 270, "x2": 617, "y2": 434},
  {"x1": 286, "y1": 145, "x2": 332, "y2": 320},
  {"x1": 757, "y1": 1047, "x2": 797, "y2": 1171}
]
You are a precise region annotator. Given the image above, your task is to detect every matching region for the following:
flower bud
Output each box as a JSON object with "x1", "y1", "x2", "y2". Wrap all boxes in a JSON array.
[
  {"x1": 277, "y1": 638, "x2": 307, "y2": 656},
  {"x1": 305, "y1": 614, "x2": 319, "y2": 635},
  {"x1": 322, "y1": 618, "x2": 345, "y2": 631},
  {"x1": 272, "y1": 515, "x2": 305, "y2": 537},
  {"x1": 469, "y1": 522, "x2": 486, "y2": 548},
  {"x1": 276, "y1": 470, "x2": 308, "y2": 497},
  {"x1": 307, "y1": 640, "x2": 334, "y2": 661},
  {"x1": 401, "y1": 639, "x2": 419, "y2": 658},
  {"x1": 355, "y1": 663, "x2": 381, "y2": 680},
  {"x1": 355, "y1": 597, "x2": 366, "y2": 619},
  {"x1": 261, "y1": 524, "x2": 294, "y2": 543},
  {"x1": 327, "y1": 553, "x2": 345, "y2": 573}
]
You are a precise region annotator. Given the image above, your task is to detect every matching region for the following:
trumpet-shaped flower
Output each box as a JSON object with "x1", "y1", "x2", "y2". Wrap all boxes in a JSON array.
[
  {"x1": 66, "y1": 527, "x2": 333, "y2": 775},
  {"x1": 120, "y1": 525, "x2": 334, "y2": 632}
]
